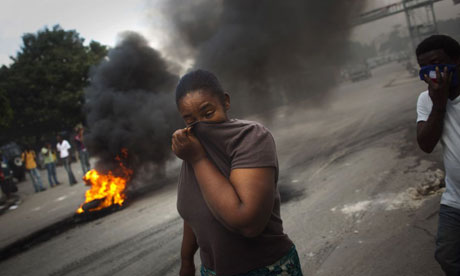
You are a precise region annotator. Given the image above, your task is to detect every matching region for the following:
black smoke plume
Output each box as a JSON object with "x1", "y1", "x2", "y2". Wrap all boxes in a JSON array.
[
  {"x1": 83, "y1": 2, "x2": 365, "y2": 190},
  {"x1": 159, "y1": 0, "x2": 365, "y2": 115},
  {"x1": 84, "y1": 32, "x2": 181, "y2": 177}
]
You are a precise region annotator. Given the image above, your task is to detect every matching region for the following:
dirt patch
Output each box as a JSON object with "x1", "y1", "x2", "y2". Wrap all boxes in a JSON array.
[{"x1": 334, "y1": 168, "x2": 445, "y2": 217}]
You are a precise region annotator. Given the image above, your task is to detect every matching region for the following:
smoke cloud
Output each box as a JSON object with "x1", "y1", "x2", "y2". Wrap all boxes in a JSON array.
[
  {"x1": 84, "y1": 32, "x2": 181, "y2": 177},
  {"x1": 83, "y1": 2, "x2": 365, "y2": 190},
  {"x1": 157, "y1": 0, "x2": 365, "y2": 115}
]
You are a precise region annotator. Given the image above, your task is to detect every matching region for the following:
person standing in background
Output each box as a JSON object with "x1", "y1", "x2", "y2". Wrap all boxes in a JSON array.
[
  {"x1": 74, "y1": 125, "x2": 90, "y2": 175},
  {"x1": 56, "y1": 135, "x2": 77, "y2": 185},
  {"x1": 41, "y1": 142, "x2": 60, "y2": 187},
  {"x1": 21, "y1": 146, "x2": 46, "y2": 193}
]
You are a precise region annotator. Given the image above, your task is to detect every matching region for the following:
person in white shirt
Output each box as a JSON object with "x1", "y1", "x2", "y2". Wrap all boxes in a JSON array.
[
  {"x1": 56, "y1": 135, "x2": 77, "y2": 185},
  {"x1": 416, "y1": 34, "x2": 460, "y2": 276}
]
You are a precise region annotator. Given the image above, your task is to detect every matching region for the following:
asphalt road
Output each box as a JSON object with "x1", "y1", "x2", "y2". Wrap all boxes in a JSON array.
[{"x1": 0, "y1": 62, "x2": 446, "y2": 276}]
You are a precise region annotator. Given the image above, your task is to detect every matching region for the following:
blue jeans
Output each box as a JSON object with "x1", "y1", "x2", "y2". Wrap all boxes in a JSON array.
[
  {"x1": 45, "y1": 162, "x2": 59, "y2": 187},
  {"x1": 435, "y1": 204, "x2": 460, "y2": 276},
  {"x1": 28, "y1": 168, "x2": 44, "y2": 192},
  {"x1": 62, "y1": 157, "x2": 77, "y2": 185},
  {"x1": 79, "y1": 150, "x2": 90, "y2": 175}
]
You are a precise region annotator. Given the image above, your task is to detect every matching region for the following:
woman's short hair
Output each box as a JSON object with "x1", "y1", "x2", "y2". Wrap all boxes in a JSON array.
[
  {"x1": 175, "y1": 69, "x2": 225, "y2": 105},
  {"x1": 416, "y1": 34, "x2": 460, "y2": 60}
]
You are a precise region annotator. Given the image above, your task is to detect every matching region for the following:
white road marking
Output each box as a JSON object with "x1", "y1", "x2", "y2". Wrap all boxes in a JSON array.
[{"x1": 55, "y1": 196, "x2": 67, "y2": 202}]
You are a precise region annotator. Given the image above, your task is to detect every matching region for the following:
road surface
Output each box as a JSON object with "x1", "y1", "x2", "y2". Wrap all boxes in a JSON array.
[{"x1": 0, "y1": 62, "x2": 445, "y2": 275}]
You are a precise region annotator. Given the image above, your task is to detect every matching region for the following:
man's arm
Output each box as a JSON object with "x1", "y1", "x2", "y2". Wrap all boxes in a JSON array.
[
  {"x1": 65, "y1": 140, "x2": 71, "y2": 150},
  {"x1": 417, "y1": 66, "x2": 452, "y2": 153},
  {"x1": 180, "y1": 221, "x2": 198, "y2": 276},
  {"x1": 417, "y1": 110, "x2": 445, "y2": 153}
]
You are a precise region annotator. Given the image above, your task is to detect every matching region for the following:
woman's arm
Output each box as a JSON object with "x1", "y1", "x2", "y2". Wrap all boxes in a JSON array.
[
  {"x1": 192, "y1": 159, "x2": 275, "y2": 237},
  {"x1": 172, "y1": 128, "x2": 275, "y2": 238},
  {"x1": 180, "y1": 221, "x2": 198, "y2": 276}
]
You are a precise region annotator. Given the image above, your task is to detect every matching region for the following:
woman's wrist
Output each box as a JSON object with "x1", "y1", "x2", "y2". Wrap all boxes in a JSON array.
[
  {"x1": 181, "y1": 257, "x2": 195, "y2": 266},
  {"x1": 189, "y1": 155, "x2": 208, "y2": 166},
  {"x1": 179, "y1": 259, "x2": 195, "y2": 276}
]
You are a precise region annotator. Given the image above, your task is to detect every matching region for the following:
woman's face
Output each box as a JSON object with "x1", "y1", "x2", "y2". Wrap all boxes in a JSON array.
[{"x1": 177, "y1": 89, "x2": 230, "y2": 126}]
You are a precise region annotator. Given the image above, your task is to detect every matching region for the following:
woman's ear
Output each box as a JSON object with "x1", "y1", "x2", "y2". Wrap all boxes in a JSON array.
[{"x1": 224, "y1": 93, "x2": 231, "y2": 111}]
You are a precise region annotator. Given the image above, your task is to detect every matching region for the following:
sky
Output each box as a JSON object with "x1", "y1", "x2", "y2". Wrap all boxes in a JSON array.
[
  {"x1": 0, "y1": 0, "x2": 459, "y2": 66},
  {"x1": 0, "y1": 0, "x2": 150, "y2": 66}
]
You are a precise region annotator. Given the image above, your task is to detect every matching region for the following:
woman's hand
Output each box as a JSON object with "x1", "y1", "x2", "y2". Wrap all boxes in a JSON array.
[
  {"x1": 172, "y1": 128, "x2": 207, "y2": 164},
  {"x1": 179, "y1": 260, "x2": 195, "y2": 276}
]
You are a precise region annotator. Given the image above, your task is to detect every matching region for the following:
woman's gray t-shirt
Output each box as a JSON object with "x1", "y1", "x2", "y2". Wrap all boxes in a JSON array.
[{"x1": 177, "y1": 119, "x2": 293, "y2": 276}]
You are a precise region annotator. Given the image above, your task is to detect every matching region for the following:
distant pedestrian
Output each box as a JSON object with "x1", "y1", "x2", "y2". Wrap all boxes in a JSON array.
[
  {"x1": 56, "y1": 135, "x2": 77, "y2": 185},
  {"x1": 415, "y1": 34, "x2": 460, "y2": 276},
  {"x1": 21, "y1": 146, "x2": 46, "y2": 193},
  {"x1": 41, "y1": 143, "x2": 60, "y2": 187},
  {"x1": 74, "y1": 125, "x2": 90, "y2": 175}
]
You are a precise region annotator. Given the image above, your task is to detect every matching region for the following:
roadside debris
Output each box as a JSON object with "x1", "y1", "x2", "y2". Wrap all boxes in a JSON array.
[
  {"x1": 336, "y1": 169, "x2": 446, "y2": 216},
  {"x1": 408, "y1": 169, "x2": 445, "y2": 200}
]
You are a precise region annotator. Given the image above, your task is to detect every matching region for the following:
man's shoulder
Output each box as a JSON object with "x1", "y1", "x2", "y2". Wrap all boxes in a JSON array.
[
  {"x1": 417, "y1": 90, "x2": 432, "y2": 106},
  {"x1": 418, "y1": 90, "x2": 429, "y2": 100}
]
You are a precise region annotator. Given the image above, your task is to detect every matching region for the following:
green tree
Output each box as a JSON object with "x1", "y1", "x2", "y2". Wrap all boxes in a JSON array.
[
  {"x1": 0, "y1": 66, "x2": 13, "y2": 129},
  {"x1": 0, "y1": 25, "x2": 107, "y2": 145}
]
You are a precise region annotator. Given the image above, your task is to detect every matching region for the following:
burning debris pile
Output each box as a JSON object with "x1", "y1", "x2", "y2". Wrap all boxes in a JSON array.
[
  {"x1": 78, "y1": 32, "x2": 181, "y2": 214},
  {"x1": 77, "y1": 149, "x2": 132, "y2": 213}
]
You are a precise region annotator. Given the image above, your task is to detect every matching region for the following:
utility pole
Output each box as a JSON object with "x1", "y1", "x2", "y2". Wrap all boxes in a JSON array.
[
  {"x1": 355, "y1": 0, "x2": 442, "y2": 51},
  {"x1": 403, "y1": 0, "x2": 439, "y2": 51}
]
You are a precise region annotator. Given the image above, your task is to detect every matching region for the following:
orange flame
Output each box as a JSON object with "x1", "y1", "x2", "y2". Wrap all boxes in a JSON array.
[{"x1": 76, "y1": 149, "x2": 133, "y2": 213}]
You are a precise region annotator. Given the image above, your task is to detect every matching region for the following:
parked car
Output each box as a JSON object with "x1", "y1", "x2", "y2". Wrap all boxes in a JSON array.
[
  {"x1": 0, "y1": 142, "x2": 26, "y2": 182},
  {"x1": 349, "y1": 64, "x2": 372, "y2": 82}
]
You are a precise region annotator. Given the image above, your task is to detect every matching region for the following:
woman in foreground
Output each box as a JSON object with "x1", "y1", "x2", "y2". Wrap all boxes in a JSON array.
[{"x1": 172, "y1": 70, "x2": 302, "y2": 276}]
